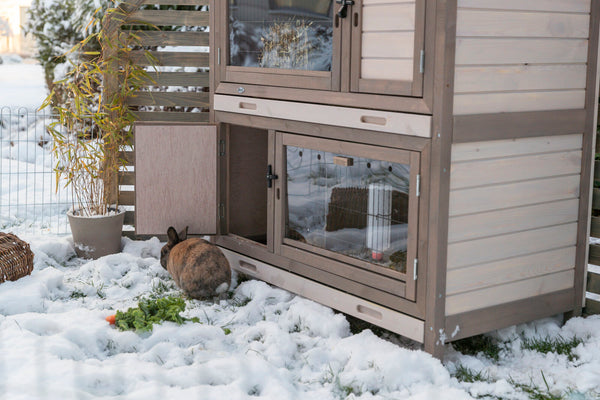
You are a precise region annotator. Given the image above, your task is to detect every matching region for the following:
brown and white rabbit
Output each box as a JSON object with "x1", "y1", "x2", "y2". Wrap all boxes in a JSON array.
[{"x1": 160, "y1": 226, "x2": 231, "y2": 299}]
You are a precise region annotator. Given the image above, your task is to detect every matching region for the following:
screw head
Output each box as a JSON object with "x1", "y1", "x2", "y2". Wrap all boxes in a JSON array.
[{"x1": 237, "y1": 87, "x2": 245, "y2": 94}]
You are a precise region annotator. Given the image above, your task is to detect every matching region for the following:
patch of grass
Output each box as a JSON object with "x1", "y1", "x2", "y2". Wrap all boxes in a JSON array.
[
  {"x1": 509, "y1": 371, "x2": 563, "y2": 400},
  {"x1": 70, "y1": 290, "x2": 86, "y2": 299},
  {"x1": 115, "y1": 296, "x2": 200, "y2": 332},
  {"x1": 452, "y1": 335, "x2": 501, "y2": 361},
  {"x1": 521, "y1": 335, "x2": 583, "y2": 361},
  {"x1": 452, "y1": 364, "x2": 490, "y2": 383}
]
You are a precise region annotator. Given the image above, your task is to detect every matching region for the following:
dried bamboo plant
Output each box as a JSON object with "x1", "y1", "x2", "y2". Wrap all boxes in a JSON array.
[
  {"x1": 259, "y1": 19, "x2": 313, "y2": 70},
  {"x1": 41, "y1": 1, "x2": 157, "y2": 216}
]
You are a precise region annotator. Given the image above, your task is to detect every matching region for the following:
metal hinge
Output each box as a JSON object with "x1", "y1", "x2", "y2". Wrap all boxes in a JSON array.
[
  {"x1": 419, "y1": 50, "x2": 425, "y2": 74},
  {"x1": 219, "y1": 202, "x2": 226, "y2": 219},
  {"x1": 416, "y1": 174, "x2": 421, "y2": 197},
  {"x1": 218, "y1": 47, "x2": 221, "y2": 65},
  {"x1": 219, "y1": 139, "x2": 226, "y2": 156},
  {"x1": 413, "y1": 258, "x2": 418, "y2": 281}
]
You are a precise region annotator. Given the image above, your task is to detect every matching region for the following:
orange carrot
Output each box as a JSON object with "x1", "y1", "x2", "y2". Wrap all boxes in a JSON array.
[{"x1": 106, "y1": 314, "x2": 116, "y2": 325}]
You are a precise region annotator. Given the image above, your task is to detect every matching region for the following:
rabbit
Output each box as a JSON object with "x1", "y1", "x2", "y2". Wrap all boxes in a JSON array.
[{"x1": 160, "y1": 226, "x2": 231, "y2": 299}]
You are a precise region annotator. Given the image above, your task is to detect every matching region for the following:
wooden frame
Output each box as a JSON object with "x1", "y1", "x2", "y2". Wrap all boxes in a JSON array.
[
  {"x1": 218, "y1": 0, "x2": 341, "y2": 91},
  {"x1": 350, "y1": 0, "x2": 426, "y2": 97},
  {"x1": 274, "y1": 133, "x2": 421, "y2": 300}
]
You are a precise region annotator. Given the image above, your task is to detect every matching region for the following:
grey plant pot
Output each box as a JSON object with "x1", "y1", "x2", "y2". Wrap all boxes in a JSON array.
[{"x1": 67, "y1": 208, "x2": 125, "y2": 259}]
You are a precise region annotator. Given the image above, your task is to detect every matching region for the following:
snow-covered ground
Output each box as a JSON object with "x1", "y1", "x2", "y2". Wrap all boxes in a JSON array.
[{"x1": 1, "y1": 55, "x2": 600, "y2": 400}]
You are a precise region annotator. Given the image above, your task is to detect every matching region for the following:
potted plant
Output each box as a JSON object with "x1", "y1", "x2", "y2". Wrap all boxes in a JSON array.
[{"x1": 42, "y1": 2, "x2": 156, "y2": 258}]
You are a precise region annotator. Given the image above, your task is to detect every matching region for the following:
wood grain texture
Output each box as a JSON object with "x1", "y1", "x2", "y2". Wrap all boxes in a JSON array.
[
  {"x1": 448, "y1": 198, "x2": 580, "y2": 243},
  {"x1": 455, "y1": 38, "x2": 588, "y2": 65},
  {"x1": 457, "y1": 10, "x2": 590, "y2": 39},
  {"x1": 457, "y1": 0, "x2": 590, "y2": 13},
  {"x1": 454, "y1": 90, "x2": 586, "y2": 115},
  {"x1": 127, "y1": 31, "x2": 209, "y2": 47},
  {"x1": 447, "y1": 247, "x2": 576, "y2": 295},
  {"x1": 361, "y1": 32, "x2": 414, "y2": 59},
  {"x1": 361, "y1": 59, "x2": 414, "y2": 81},
  {"x1": 129, "y1": 51, "x2": 209, "y2": 67},
  {"x1": 451, "y1": 134, "x2": 583, "y2": 162},
  {"x1": 362, "y1": 2, "x2": 416, "y2": 31},
  {"x1": 450, "y1": 150, "x2": 582, "y2": 190},
  {"x1": 447, "y1": 223, "x2": 578, "y2": 269},
  {"x1": 445, "y1": 269, "x2": 574, "y2": 315},
  {"x1": 449, "y1": 174, "x2": 580, "y2": 216},
  {"x1": 134, "y1": 123, "x2": 217, "y2": 235},
  {"x1": 445, "y1": 289, "x2": 575, "y2": 342},
  {"x1": 127, "y1": 91, "x2": 209, "y2": 107},
  {"x1": 453, "y1": 113, "x2": 585, "y2": 143},
  {"x1": 213, "y1": 95, "x2": 432, "y2": 138},
  {"x1": 455, "y1": 65, "x2": 587, "y2": 94},
  {"x1": 129, "y1": 9, "x2": 209, "y2": 26}
]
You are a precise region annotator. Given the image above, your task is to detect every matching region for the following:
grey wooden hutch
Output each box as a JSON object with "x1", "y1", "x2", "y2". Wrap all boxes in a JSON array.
[{"x1": 134, "y1": 0, "x2": 600, "y2": 357}]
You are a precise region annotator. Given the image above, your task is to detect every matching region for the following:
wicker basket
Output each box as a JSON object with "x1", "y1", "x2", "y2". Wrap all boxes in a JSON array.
[{"x1": 0, "y1": 233, "x2": 34, "y2": 283}]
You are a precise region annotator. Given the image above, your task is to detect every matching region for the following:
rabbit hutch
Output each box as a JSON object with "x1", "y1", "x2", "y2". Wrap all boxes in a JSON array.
[{"x1": 131, "y1": 0, "x2": 600, "y2": 357}]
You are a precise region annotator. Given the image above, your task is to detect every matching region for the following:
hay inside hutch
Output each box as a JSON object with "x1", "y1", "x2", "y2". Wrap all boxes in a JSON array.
[{"x1": 133, "y1": 0, "x2": 600, "y2": 357}]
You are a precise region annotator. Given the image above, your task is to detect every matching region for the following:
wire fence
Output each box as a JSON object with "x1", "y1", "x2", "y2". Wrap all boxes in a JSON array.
[{"x1": 0, "y1": 106, "x2": 71, "y2": 234}]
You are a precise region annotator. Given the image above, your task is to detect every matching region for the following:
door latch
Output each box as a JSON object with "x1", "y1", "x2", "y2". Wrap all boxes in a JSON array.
[
  {"x1": 266, "y1": 165, "x2": 278, "y2": 188},
  {"x1": 336, "y1": 0, "x2": 354, "y2": 18}
]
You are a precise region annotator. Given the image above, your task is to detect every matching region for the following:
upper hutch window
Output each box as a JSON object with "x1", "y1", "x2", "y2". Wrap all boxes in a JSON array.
[
  {"x1": 224, "y1": 0, "x2": 339, "y2": 90},
  {"x1": 221, "y1": 0, "x2": 425, "y2": 96}
]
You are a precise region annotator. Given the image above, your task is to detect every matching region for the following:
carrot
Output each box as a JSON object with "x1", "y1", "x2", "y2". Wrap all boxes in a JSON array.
[{"x1": 105, "y1": 314, "x2": 116, "y2": 325}]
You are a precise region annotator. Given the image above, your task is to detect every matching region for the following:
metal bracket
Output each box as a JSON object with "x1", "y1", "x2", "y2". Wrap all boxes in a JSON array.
[{"x1": 336, "y1": 0, "x2": 355, "y2": 18}]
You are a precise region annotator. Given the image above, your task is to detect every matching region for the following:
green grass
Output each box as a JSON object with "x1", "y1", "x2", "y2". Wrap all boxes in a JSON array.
[
  {"x1": 452, "y1": 364, "x2": 491, "y2": 383},
  {"x1": 452, "y1": 335, "x2": 502, "y2": 361},
  {"x1": 521, "y1": 336, "x2": 583, "y2": 361},
  {"x1": 509, "y1": 372, "x2": 564, "y2": 400}
]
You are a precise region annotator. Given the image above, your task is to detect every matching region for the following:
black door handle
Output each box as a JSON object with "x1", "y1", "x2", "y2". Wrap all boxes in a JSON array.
[
  {"x1": 266, "y1": 165, "x2": 278, "y2": 188},
  {"x1": 336, "y1": 0, "x2": 354, "y2": 18}
]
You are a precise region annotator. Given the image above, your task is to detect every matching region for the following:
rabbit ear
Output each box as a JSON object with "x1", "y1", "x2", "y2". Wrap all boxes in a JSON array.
[
  {"x1": 167, "y1": 226, "x2": 179, "y2": 246},
  {"x1": 178, "y1": 226, "x2": 189, "y2": 242}
]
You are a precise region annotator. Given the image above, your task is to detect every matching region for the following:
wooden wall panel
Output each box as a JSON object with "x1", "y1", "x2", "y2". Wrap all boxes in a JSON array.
[
  {"x1": 446, "y1": 270, "x2": 575, "y2": 315},
  {"x1": 446, "y1": 135, "x2": 582, "y2": 315},
  {"x1": 134, "y1": 123, "x2": 217, "y2": 236},
  {"x1": 360, "y1": 1, "x2": 416, "y2": 82},
  {"x1": 454, "y1": 0, "x2": 592, "y2": 115}
]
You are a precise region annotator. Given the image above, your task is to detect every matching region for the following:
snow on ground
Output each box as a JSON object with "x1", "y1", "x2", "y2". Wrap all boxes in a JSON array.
[
  {"x1": 1, "y1": 54, "x2": 599, "y2": 400},
  {"x1": 0, "y1": 55, "x2": 47, "y2": 111}
]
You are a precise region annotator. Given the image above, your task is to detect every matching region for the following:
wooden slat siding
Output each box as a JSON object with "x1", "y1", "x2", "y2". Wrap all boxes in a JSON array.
[
  {"x1": 455, "y1": 38, "x2": 588, "y2": 66},
  {"x1": 447, "y1": 223, "x2": 578, "y2": 270},
  {"x1": 457, "y1": 0, "x2": 590, "y2": 13},
  {"x1": 134, "y1": 111, "x2": 209, "y2": 122},
  {"x1": 455, "y1": 65, "x2": 587, "y2": 94},
  {"x1": 360, "y1": 1, "x2": 415, "y2": 82},
  {"x1": 588, "y1": 268, "x2": 600, "y2": 294},
  {"x1": 119, "y1": 150, "x2": 135, "y2": 164},
  {"x1": 445, "y1": 270, "x2": 575, "y2": 315},
  {"x1": 140, "y1": 72, "x2": 209, "y2": 87},
  {"x1": 445, "y1": 289, "x2": 574, "y2": 342},
  {"x1": 454, "y1": 0, "x2": 591, "y2": 115},
  {"x1": 124, "y1": 210, "x2": 135, "y2": 225},
  {"x1": 590, "y1": 244, "x2": 600, "y2": 265},
  {"x1": 119, "y1": 171, "x2": 135, "y2": 186},
  {"x1": 451, "y1": 151, "x2": 582, "y2": 190},
  {"x1": 127, "y1": 91, "x2": 209, "y2": 107},
  {"x1": 586, "y1": 296, "x2": 600, "y2": 314},
  {"x1": 449, "y1": 175, "x2": 580, "y2": 216},
  {"x1": 591, "y1": 216, "x2": 600, "y2": 238},
  {"x1": 448, "y1": 199, "x2": 580, "y2": 243},
  {"x1": 454, "y1": 91, "x2": 586, "y2": 116},
  {"x1": 453, "y1": 112, "x2": 587, "y2": 143},
  {"x1": 451, "y1": 134, "x2": 583, "y2": 162},
  {"x1": 128, "y1": 10, "x2": 209, "y2": 26},
  {"x1": 457, "y1": 10, "x2": 589, "y2": 39},
  {"x1": 593, "y1": 188, "x2": 600, "y2": 210},
  {"x1": 119, "y1": 191, "x2": 135, "y2": 206},
  {"x1": 447, "y1": 247, "x2": 576, "y2": 296},
  {"x1": 129, "y1": 31, "x2": 209, "y2": 47},
  {"x1": 129, "y1": 51, "x2": 209, "y2": 67}
]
